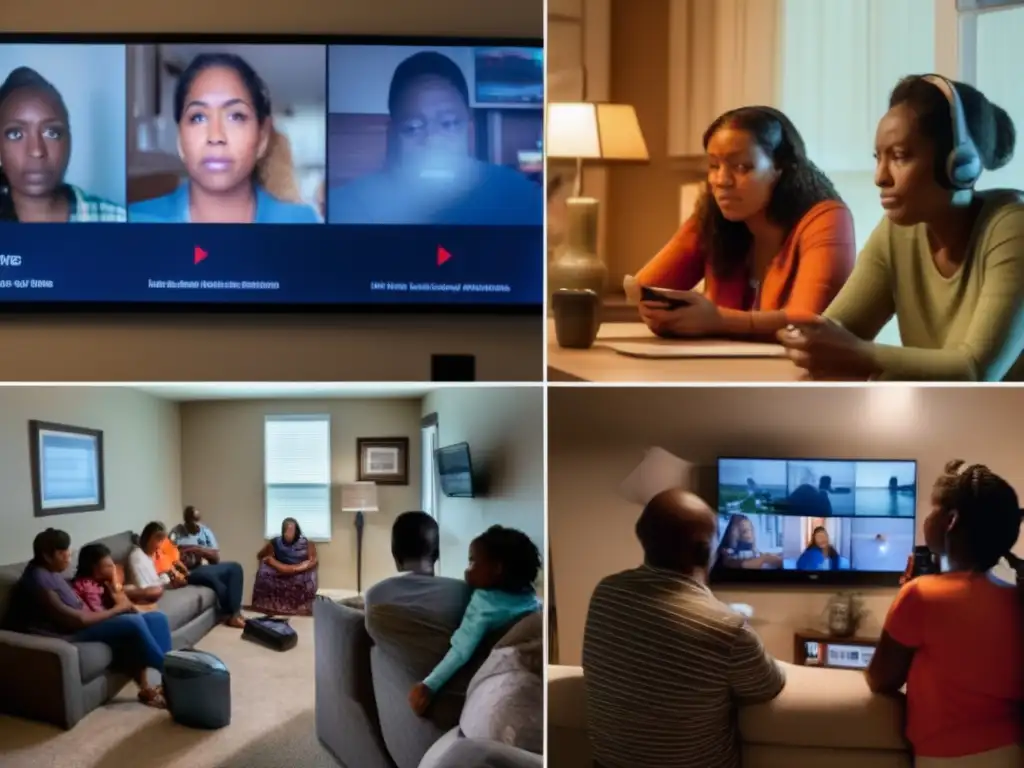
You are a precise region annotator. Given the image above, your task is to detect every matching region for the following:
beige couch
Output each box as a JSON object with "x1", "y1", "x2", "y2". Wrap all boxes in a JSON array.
[{"x1": 548, "y1": 663, "x2": 911, "y2": 768}]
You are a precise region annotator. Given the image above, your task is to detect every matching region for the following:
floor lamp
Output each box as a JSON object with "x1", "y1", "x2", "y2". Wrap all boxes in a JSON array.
[{"x1": 341, "y1": 481, "x2": 378, "y2": 594}]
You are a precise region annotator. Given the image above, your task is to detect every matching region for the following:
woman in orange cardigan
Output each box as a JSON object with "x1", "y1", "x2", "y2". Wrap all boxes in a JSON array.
[{"x1": 635, "y1": 106, "x2": 856, "y2": 339}]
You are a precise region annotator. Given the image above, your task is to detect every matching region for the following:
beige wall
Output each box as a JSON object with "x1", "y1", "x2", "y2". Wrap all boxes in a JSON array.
[
  {"x1": 548, "y1": 386, "x2": 1024, "y2": 665},
  {"x1": 422, "y1": 387, "x2": 545, "y2": 581},
  {"x1": 0, "y1": 0, "x2": 542, "y2": 383},
  {"x1": 179, "y1": 398, "x2": 422, "y2": 602},
  {"x1": 606, "y1": 0, "x2": 701, "y2": 291},
  {"x1": 0, "y1": 387, "x2": 181, "y2": 565}
]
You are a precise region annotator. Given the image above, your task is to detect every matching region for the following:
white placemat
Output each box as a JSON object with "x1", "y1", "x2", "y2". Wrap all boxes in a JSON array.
[{"x1": 605, "y1": 340, "x2": 787, "y2": 359}]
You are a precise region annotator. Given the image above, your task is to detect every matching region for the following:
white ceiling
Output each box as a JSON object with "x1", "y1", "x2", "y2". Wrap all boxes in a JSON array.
[{"x1": 132, "y1": 383, "x2": 433, "y2": 401}]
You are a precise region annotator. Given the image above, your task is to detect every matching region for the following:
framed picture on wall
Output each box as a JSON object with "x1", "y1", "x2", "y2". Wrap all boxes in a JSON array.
[
  {"x1": 28, "y1": 420, "x2": 105, "y2": 517},
  {"x1": 357, "y1": 437, "x2": 409, "y2": 486}
]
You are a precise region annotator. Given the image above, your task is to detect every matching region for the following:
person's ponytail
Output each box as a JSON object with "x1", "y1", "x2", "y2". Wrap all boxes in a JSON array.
[{"x1": 983, "y1": 102, "x2": 1016, "y2": 171}]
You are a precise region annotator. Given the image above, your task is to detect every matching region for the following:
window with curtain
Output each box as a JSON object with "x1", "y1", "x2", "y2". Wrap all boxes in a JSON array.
[
  {"x1": 264, "y1": 414, "x2": 332, "y2": 541},
  {"x1": 421, "y1": 415, "x2": 439, "y2": 518}
]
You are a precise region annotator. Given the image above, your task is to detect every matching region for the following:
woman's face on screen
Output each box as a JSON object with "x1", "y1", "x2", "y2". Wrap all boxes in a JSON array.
[
  {"x1": 178, "y1": 65, "x2": 268, "y2": 194},
  {"x1": 0, "y1": 87, "x2": 70, "y2": 198},
  {"x1": 392, "y1": 75, "x2": 472, "y2": 173},
  {"x1": 874, "y1": 103, "x2": 949, "y2": 226},
  {"x1": 705, "y1": 127, "x2": 780, "y2": 222},
  {"x1": 813, "y1": 529, "x2": 829, "y2": 548}
]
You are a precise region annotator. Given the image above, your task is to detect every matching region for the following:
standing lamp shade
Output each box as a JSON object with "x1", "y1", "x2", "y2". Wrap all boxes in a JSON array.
[
  {"x1": 546, "y1": 103, "x2": 649, "y2": 298},
  {"x1": 341, "y1": 482, "x2": 378, "y2": 594}
]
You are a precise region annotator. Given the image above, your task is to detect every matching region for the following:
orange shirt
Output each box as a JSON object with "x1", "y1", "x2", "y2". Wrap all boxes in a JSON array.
[
  {"x1": 634, "y1": 200, "x2": 855, "y2": 317},
  {"x1": 153, "y1": 538, "x2": 180, "y2": 575},
  {"x1": 884, "y1": 572, "x2": 1022, "y2": 758}
]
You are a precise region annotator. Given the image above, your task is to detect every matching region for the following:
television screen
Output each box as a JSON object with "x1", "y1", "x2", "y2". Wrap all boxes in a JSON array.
[
  {"x1": 436, "y1": 442, "x2": 473, "y2": 498},
  {"x1": 0, "y1": 34, "x2": 543, "y2": 311},
  {"x1": 712, "y1": 457, "x2": 917, "y2": 586}
]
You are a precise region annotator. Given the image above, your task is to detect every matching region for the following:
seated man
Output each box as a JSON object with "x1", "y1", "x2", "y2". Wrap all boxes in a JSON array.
[
  {"x1": 583, "y1": 489, "x2": 786, "y2": 768},
  {"x1": 365, "y1": 510, "x2": 470, "y2": 623},
  {"x1": 168, "y1": 507, "x2": 245, "y2": 628}
]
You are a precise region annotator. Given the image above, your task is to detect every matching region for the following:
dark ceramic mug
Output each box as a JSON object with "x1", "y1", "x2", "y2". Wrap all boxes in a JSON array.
[{"x1": 552, "y1": 289, "x2": 601, "y2": 349}]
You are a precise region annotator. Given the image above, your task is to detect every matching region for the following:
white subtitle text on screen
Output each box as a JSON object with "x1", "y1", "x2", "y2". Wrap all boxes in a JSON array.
[{"x1": 369, "y1": 281, "x2": 511, "y2": 294}]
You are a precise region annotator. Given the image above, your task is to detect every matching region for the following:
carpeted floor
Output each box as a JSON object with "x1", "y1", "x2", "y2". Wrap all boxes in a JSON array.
[{"x1": 0, "y1": 617, "x2": 339, "y2": 768}]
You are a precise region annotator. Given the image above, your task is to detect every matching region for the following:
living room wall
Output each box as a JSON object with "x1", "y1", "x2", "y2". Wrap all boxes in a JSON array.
[
  {"x1": 178, "y1": 398, "x2": 421, "y2": 602},
  {"x1": 0, "y1": 0, "x2": 542, "y2": 383},
  {"x1": 548, "y1": 386, "x2": 1024, "y2": 665},
  {"x1": 0, "y1": 387, "x2": 182, "y2": 565},
  {"x1": 421, "y1": 387, "x2": 545, "y2": 583}
]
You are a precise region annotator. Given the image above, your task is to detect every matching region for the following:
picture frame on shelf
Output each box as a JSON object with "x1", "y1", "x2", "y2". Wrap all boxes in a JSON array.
[
  {"x1": 28, "y1": 420, "x2": 105, "y2": 517},
  {"x1": 357, "y1": 437, "x2": 409, "y2": 485}
]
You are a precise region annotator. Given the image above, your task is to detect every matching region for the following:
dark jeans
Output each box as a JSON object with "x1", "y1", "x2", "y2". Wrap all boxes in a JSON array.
[
  {"x1": 188, "y1": 562, "x2": 243, "y2": 616},
  {"x1": 73, "y1": 611, "x2": 172, "y2": 671}
]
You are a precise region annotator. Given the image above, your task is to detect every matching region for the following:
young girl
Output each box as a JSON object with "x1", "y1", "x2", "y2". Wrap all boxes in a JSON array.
[
  {"x1": 72, "y1": 543, "x2": 172, "y2": 708},
  {"x1": 408, "y1": 526, "x2": 542, "y2": 715}
]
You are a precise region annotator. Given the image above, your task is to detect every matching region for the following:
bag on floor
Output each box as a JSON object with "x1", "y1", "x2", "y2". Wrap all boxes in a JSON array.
[{"x1": 242, "y1": 616, "x2": 298, "y2": 651}]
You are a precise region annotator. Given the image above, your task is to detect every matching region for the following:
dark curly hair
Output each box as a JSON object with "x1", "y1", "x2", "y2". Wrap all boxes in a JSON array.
[
  {"x1": 696, "y1": 106, "x2": 842, "y2": 280},
  {"x1": 472, "y1": 525, "x2": 541, "y2": 593},
  {"x1": 888, "y1": 76, "x2": 1015, "y2": 187}
]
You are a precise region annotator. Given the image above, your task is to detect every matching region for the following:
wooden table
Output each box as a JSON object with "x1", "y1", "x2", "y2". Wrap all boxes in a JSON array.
[{"x1": 547, "y1": 320, "x2": 801, "y2": 382}]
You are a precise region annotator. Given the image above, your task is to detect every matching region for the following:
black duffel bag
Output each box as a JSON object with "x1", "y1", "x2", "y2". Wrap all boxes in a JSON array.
[{"x1": 242, "y1": 616, "x2": 298, "y2": 651}]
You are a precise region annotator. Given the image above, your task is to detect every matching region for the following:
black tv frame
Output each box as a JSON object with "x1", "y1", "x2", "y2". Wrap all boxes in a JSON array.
[
  {"x1": 710, "y1": 455, "x2": 919, "y2": 588},
  {"x1": 435, "y1": 441, "x2": 474, "y2": 498},
  {"x1": 0, "y1": 32, "x2": 543, "y2": 315}
]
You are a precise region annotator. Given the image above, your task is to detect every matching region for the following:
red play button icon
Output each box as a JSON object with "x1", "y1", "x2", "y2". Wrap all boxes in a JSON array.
[
  {"x1": 194, "y1": 246, "x2": 208, "y2": 265},
  {"x1": 437, "y1": 245, "x2": 452, "y2": 266}
]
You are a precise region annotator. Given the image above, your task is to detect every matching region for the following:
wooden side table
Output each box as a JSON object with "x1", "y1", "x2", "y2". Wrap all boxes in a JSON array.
[{"x1": 793, "y1": 628, "x2": 880, "y2": 669}]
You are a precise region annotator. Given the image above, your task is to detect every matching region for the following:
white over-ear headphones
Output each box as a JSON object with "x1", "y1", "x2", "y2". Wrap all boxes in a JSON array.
[{"x1": 921, "y1": 74, "x2": 982, "y2": 190}]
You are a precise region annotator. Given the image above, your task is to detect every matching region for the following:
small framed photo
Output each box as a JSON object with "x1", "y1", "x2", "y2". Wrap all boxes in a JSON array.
[
  {"x1": 28, "y1": 420, "x2": 105, "y2": 517},
  {"x1": 357, "y1": 437, "x2": 409, "y2": 486}
]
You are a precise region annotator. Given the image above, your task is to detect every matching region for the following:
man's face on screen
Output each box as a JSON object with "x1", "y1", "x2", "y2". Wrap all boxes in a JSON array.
[
  {"x1": 178, "y1": 66, "x2": 268, "y2": 194},
  {"x1": 391, "y1": 74, "x2": 472, "y2": 176},
  {"x1": 0, "y1": 87, "x2": 70, "y2": 199}
]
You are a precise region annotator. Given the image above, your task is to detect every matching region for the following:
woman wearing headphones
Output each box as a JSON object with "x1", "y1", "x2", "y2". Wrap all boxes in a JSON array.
[
  {"x1": 632, "y1": 106, "x2": 857, "y2": 339},
  {"x1": 780, "y1": 75, "x2": 1024, "y2": 381}
]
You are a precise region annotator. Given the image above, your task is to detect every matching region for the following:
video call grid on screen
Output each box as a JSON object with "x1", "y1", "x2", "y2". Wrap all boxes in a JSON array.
[
  {"x1": 0, "y1": 34, "x2": 543, "y2": 311},
  {"x1": 712, "y1": 457, "x2": 918, "y2": 585}
]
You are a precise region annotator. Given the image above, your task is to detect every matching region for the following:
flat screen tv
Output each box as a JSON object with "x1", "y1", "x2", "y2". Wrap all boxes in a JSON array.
[
  {"x1": 436, "y1": 442, "x2": 474, "y2": 498},
  {"x1": 711, "y1": 457, "x2": 918, "y2": 586},
  {"x1": 0, "y1": 33, "x2": 544, "y2": 312}
]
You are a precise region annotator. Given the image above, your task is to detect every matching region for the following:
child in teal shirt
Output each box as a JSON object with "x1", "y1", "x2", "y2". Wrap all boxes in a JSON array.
[{"x1": 409, "y1": 525, "x2": 542, "y2": 715}]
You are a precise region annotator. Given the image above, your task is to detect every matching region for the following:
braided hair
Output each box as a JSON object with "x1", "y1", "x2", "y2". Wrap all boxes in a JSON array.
[
  {"x1": 695, "y1": 106, "x2": 843, "y2": 280},
  {"x1": 0, "y1": 67, "x2": 69, "y2": 222},
  {"x1": 933, "y1": 460, "x2": 1022, "y2": 572}
]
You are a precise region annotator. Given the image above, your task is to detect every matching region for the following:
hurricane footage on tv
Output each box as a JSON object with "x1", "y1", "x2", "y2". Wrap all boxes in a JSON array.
[
  {"x1": 715, "y1": 458, "x2": 917, "y2": 574},
  {"x1": 0, "y1": 37, "x2": 544, "y2": 308}
]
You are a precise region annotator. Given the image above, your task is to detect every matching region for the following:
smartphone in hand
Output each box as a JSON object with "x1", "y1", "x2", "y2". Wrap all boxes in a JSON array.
[
  {"x1": 907, "y1": 545, "x2": 942, "y2": 581},
  {"x1": 640, "y1": 286, "x2": 696, "y2": 309}
]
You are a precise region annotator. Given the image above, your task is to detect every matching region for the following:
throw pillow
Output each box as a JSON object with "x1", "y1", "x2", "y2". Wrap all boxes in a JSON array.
[{"x1": 459, "y1": 636, "x2": 543, "y2": 754}]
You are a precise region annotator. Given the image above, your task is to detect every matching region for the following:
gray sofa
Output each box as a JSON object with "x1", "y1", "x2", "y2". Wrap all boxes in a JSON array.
[
  {"x1": 314, "y1": 594, "x2": 542, "y2": 768},
  {"x1": 0, "y1": 530, "x2": 219, "y2": 729}
]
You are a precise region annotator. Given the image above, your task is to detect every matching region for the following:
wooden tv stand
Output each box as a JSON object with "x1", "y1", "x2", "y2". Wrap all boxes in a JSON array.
[{"x1": 793, "y1": 628, "x2": 880, "y2": 669}]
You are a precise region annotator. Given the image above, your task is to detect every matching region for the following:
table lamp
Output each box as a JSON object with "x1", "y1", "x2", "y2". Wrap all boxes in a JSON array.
[
  {"x1": 546, "y1": 102, "x2": 649, "y2": 296},
  {"x1": 341, "y1": 481, "x2": 378, "y2": 594}
]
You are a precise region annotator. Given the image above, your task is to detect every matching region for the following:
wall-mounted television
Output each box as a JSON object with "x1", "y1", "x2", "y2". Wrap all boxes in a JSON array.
[
  {"x1": 0, "y1": 33, "x2": 543, "y2": 313},
  {"x1": 711, "y1": 457, "x2": 918, "y2": 587},
  {"x1": 435, "y1": 442, "x2": 474, "y2": 498}
]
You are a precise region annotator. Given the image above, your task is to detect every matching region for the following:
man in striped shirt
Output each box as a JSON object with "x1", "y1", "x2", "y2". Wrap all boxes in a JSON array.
[{"x1": 582, "y1": 489, "x2": 785, "y2": 768}]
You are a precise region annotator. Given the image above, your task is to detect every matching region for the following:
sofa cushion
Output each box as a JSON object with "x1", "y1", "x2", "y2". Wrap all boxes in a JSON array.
[
  {"x1": 74, "y1": 641, "x2": 113, "y2": 682},
  {"x1": 156, "y1": 586, "x2": 216, "y2": 631},
  {"x1": 738, "y1": 662, "x2": 909, "y2": 752},
  {"x1": 459, "y1": 636, "x2": 543, "y2": 753}
]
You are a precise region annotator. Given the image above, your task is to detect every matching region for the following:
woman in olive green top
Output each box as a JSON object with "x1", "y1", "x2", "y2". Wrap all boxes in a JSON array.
[{"x1": 779, "y1": 75, "x2": 1024, "y2": 381}]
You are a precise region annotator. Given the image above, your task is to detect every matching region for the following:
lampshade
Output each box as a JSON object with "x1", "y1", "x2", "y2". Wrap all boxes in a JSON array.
[
  {"x1": 341, "y1": 481, "x2": 379, "y2": 512},
  {"x1": 618, "y1": 447, "x2": 693, "y2": 506},
  {"x1": 546, "y1": 102, "x2": 649, "y2": 162}
]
